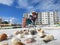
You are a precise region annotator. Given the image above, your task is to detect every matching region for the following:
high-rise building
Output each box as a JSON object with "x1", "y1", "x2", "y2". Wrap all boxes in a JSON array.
[{"x1": 35, "y1": 12, "x2": 59, "y2": 25}]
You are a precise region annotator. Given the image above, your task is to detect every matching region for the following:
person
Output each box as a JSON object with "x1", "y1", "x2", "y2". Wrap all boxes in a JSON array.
[
  {"x1": 22, "y1": 11, "x2": 38, "y2": 28},
  {"x1": 30, "y1": 12, "x2": 38, "y2": 27}
]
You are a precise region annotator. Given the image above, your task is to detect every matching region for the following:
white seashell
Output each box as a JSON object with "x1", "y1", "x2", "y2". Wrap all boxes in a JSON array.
[
  {"x1": 11, "y1": 38, "x2": 24, "y2": 45},
  {"x1": 0, "y1": 42, "x2": 8, "y2": 45},
  {"x1": 17, "y1": 34, "x2": 24, "y2": 38},
  {"x1": 14, "y1": 31, "x2": 20, "y2": 35},
  {"x1": 40, "y1": 30, "x2": 44, "y2": 33},
  {"x1": 43, "y1": 35, "x2": 54, "y2": 41},
  {"x1": 38, "y1": 33, "x2": 45, "y2": 37},
  {"x1": 12, "y1": 41, "x2": 24, "y2": 45},
  {"x1": 27, "y1": 35, "x2": 33, "y2": 38},
  {"x1": 11, "y1": 37, "x2": 21, "y2": 43}
]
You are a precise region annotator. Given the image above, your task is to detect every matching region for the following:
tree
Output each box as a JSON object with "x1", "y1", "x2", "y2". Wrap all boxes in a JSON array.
[{"x1": 2, "y1": 21, "x2": 9, "y2": 24}]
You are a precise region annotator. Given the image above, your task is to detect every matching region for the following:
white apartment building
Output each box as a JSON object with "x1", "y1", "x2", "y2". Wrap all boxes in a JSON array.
[{"x1": 35, "y1": 12, "x2": 59, "y2": 25}]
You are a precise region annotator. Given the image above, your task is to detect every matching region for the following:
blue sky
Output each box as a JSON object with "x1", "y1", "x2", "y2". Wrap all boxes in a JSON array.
[{"x1": 0, "y1": 0, "x2": 60, "y2": 24}]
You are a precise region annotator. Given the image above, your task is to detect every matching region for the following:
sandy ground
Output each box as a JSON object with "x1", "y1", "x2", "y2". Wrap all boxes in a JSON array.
[{"x1": 0, "y1": 28, "x2": 60, "y2": 45}]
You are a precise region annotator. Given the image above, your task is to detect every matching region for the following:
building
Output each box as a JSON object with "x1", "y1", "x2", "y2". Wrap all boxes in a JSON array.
[{"x1": 35, "y1": 12, "x2": 59, "y2": 25}]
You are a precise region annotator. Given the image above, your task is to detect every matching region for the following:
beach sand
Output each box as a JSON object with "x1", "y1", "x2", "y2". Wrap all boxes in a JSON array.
[{"x1": 0, "y1": 28, "x2": 60, "y2": 45}]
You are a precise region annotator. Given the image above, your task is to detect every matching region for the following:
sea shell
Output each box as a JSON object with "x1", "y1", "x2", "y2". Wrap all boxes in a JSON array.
[
  {"x1": 43, "y1": 35, "x2": 54, "y2": 43},
  {"x1": 11, "y1": 37, "x2": 24, "y2": 45},
  {"x1": 12, "y1": 42, "x2": 24, "y2": 45},
  {"x1": 0, "y1": 33, "x2": 8, "y2": 41},
  {"x1": 23, "y1": 30, "x2": 29, "y2": 35},
  {"x1": 14, "y1": 31, "x2": 22, "y2": 35},
  {"x1": 11, "y1": 37, "x2": 21, "y2": 43},
  {"x1": 27, "y1": 35, "x2": 33, "y2": 38},
  {"x1": 17, "y1": 34, "x2": 24, "y2": 38},
  {"x1": 0, "y1": 42, "x2": 8, "y2": 45},
  {"x1": 38, "y1": 33, "x2": 46, "y2": 38},
  {"x1": 25, "y1": 38, "x2": 35, "y2": 44}
]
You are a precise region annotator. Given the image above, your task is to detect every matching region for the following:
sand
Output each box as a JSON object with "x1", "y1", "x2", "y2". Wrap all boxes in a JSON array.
[{"x1": 0, "y1": 27, "x2": 60, "y2": 45}]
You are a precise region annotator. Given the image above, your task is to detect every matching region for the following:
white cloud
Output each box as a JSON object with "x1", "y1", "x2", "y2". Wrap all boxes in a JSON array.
[
  {"x1": 31, "y1": 0, "x2": 41, "y2": 4},
  {"x1": 0, "y1": 0, "x2": 60, "y2": 12},
  {"x1": 0, "y1": 0, "x2": 14, "y2": 6},
  {"x1": 18, "y1": 0, "x2": 28, "y2": 8},
  {"x1": 26, "y1": 6, "x2": 36, "y2": 12},
  {"x1": 17, "y1": 0, "x2": 36, "y2": 12},
  {"x1": 35, "y1": 0, "x2": 60, "y2": 11},
  {"x1": 17, "y1": 0, "x2": 60, "y2": 12}
]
